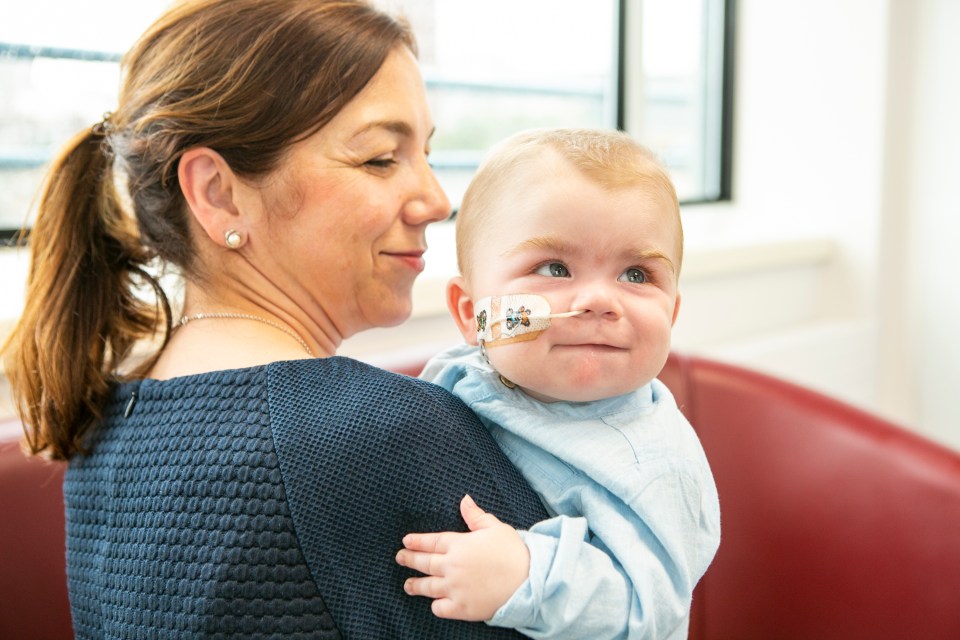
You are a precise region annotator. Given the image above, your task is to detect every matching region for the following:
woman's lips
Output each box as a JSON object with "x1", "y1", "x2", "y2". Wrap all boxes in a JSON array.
[{"x1": 383, "y1": 250, "x2": 426, "y2": 272}]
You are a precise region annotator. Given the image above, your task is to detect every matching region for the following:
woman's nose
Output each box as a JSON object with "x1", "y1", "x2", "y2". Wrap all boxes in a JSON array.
[{"x1": 404, "y1": 158, "x2": 452, "y2": 225}]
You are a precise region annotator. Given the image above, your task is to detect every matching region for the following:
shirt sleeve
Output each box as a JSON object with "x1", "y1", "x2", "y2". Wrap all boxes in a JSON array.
[
  {"x1": 423, "y1": 346, "x2": 721, "y2": 639},
  {"x1": 488, "y1": 462, "x2": 713, "y2": 640}
]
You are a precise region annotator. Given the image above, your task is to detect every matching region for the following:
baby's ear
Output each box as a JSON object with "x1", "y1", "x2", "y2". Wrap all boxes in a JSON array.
[{"x1": 446, "y1": 276, "x2": 478, "y2": 345}]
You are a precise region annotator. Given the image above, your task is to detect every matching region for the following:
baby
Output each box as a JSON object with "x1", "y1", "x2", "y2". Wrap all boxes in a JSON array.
[{"x1": 396, "y1": 128, "x2": 720, "y2": 639}]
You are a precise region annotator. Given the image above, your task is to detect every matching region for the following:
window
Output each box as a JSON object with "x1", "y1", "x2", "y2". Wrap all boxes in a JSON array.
[
  {"x1": 388, "y1": 0, "x2": 733, "y2": 208},
  {"x1": 0, "y1": 0, "x2": 732, "y2": 241},
  {"x1": 0, "y1": 1, "x2": 167, "y2": 242},
  {"x1": 625, "y1": 0, "x2": 734, "y2": 203},
  {"x1": 380, "y1": 0, "x2": 621, "y2": 207}
]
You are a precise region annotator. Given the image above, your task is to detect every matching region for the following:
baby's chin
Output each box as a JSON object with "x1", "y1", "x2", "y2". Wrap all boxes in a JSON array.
[
  {"x1": 490, "y1": 350, "x2": 654, "y2": 402},
  {"x1": 517, "y1": 382, "x2": 636, "y2": 404}
]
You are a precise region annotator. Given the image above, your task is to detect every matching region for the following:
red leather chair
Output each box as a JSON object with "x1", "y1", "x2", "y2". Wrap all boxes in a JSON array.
[
  {"x1": 400, "y1": 351, "x2": 960, "y2": 639},
  {"x1": 0, "y1": 420, "x2": 72, "y2": 640},
  {"x1": 3, "y1": 353, "x2": 959, "y2": 639},
  {"x1": 659, "y1": 353, "x2": 960, "y2": 640}
]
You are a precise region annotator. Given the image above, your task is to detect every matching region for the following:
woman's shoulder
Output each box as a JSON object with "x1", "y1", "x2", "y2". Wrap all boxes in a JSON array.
[
  {"x1": 265, "y1": 356, "x2": 495, "y2": 469},
  {"x1": 266, "y1": 355, "x2": 468, "y2": 423},
  {"x1": 267, "y1": 354, "x2": 423, "y2": 386},
  {"x1": 121, "y1": 356, "x2": 452, "y2": 419},
  {"x1": 265, "y1": 355, "x2": 546, "y2": 525},
  {"x1": 262, "y1": 363, "x2": 543, "y2": 640}
]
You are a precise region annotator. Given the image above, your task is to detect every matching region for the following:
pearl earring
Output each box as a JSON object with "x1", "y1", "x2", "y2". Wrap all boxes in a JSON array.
[{"x1": 225, "y1": 229, "x2": 244, "y2": 249}]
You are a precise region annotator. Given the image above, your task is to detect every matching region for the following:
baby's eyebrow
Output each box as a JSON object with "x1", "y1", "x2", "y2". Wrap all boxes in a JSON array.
[
  {"x1": 629, "y1": 249, "x2": 677, "y2": 275},
  {"x1": 501, "y1": 235, "x2": 572, "y2": 258},
  {"x1": 502, "y1": 236, "x2": 676, "y2": 274}
]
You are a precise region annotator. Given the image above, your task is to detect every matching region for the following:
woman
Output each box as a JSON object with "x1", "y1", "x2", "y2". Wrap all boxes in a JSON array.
[{"x1": 2, "y1": 1, "x2": 547, "y2": 637}]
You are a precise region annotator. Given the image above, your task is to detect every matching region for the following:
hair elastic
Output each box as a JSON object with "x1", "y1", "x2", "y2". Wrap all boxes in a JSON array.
[{"x1": 91, "y1": 111, "x2": 115, "y2": 137}]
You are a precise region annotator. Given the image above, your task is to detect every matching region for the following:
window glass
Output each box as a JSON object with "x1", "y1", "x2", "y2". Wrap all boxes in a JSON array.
[
  {"x1": 0, "y1": 1, "x2": 168, "y2": 235},
  {"x1": 0, "y1": 0, "x2": 730, "y2": 236},
  {"x1": 631, "y1": 0, "x2": 731, "y2": 202},
  {"x1": 378, "y1": 0, "x2": 620, "y2": 206}
]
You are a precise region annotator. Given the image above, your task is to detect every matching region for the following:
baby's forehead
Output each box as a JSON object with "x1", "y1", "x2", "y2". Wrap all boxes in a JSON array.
[
  {"x1": 460, "y1": 141, "x2": 683, "y2": 275},
  {"x1": 488, "y1": 175, "x2": 678, "y2": 245},
  {"x1": 487, "y1": 151, "x2": 675, "y2": 222}
]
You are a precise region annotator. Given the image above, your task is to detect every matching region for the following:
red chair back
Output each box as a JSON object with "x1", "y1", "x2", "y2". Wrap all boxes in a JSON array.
[
  {"x1": 4, "y1": 353, "x2": 960, "y2": 640},
  {"x1": 669, "y1": 355, "x2": 960, "y2": 640},
  {"x1": 0, "y1": 423, "x2": 73, "y2": 639}
]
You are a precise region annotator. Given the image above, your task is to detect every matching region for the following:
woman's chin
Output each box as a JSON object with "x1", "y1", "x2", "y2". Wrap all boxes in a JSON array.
[{"x1": 372, "y1": 299, "x2": 414, "y2": 329}]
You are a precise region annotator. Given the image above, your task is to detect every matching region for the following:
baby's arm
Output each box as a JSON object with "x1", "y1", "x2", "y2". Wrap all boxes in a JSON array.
[
  {"x1": 396, "y1": 495, "x2": 638, "y2": 638},
  {"x1": 401, "y1": 475, "x2": 714, "y2": 639},
  {"x1": 396, "y1": 494, "x2": 530, "y2": 621}
]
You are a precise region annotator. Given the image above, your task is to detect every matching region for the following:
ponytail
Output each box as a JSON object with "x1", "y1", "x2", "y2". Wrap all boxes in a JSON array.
[{"x1": 2, "y1": 126, "x2": 171, "y2": 460}]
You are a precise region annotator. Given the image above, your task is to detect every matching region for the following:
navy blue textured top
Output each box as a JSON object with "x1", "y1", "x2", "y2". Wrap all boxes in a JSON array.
[{"x1": 65, "y1": 357, "x2": 549, "y2": 639}]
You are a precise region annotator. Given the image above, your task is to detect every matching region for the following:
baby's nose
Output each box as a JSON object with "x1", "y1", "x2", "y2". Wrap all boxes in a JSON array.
[{"x1": 570, "y1": 284, "x2": 624, "y2": 319}]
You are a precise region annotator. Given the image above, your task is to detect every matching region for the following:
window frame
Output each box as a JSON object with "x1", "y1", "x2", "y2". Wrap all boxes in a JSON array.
[
  {"x1": 0, "y1": 0, "x2": 735, "y2": 243},
  {"x1": 0, "y1": 43, "x2": 123, "y2": 245},
  {"x1": 619, "y1": 0, "x2": 735, "y2": 206}
]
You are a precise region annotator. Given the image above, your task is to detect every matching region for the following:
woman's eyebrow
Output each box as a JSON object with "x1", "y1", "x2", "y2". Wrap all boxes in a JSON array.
[{"x1": 349, "y1": 120, "x2": 436, "y2": 141}]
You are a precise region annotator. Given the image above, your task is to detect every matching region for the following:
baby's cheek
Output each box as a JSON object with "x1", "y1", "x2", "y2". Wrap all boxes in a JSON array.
[{"x1": 486, "y1": 344, "x2": 538, "y2": 386}]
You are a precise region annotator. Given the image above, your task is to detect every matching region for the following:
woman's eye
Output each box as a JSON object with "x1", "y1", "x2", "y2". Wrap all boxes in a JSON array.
[
  {"x1": 619, "y1": 268, "x2": 648, "y2": 284},
  {"x1": 534, "y1": 262, "x2": 570, "y2": 278},
  {"x1": 365, "y1": 156, "x2": 396, "y2": 169}
]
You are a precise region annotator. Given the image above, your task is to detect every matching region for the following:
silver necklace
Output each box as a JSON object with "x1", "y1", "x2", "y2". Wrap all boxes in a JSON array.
[{"x1": 178, "y1": 312, "x2": 315, "y2": 357}]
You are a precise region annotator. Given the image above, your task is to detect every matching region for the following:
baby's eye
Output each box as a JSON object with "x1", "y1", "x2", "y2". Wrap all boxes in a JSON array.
[
  {"x1": 619, "y1": 267, "x2": 648, "y2": 284},
  {"x1": 534, "y1": 262, "x2": 571, "y2": 278}
]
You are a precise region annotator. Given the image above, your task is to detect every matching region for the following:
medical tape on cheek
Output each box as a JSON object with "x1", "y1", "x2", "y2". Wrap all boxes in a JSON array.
[{"x1": 474, "y1": 294, "x2": 583, "y2": 348}]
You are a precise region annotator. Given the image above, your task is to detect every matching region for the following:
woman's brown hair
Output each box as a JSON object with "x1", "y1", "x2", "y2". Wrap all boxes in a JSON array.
[{"x1": 1, "y1": 0, "x2": 415, "y2": 460}]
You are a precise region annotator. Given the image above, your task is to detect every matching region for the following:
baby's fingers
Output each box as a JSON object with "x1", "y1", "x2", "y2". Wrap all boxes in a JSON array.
[
  {"x1": 431, "y1": 597, "x2": 486, "y2": 622},
  {"x1": 401, "y1": 531, "x2": 444, "y2": 552},
  {"x1": 395, "y1": 548, "x2": 443, "y2": 576},
  {"x1": 403, "y1": 575, "x2": 447, "y2": 599}
]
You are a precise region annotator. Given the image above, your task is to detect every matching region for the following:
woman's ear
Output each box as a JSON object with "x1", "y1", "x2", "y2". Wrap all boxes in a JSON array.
[
  {"x1": 178, "y1": 147, "x2": 242, "y2": 248},
  {"x1": 446, "y1": 276, "x2": 479, "y2": 345}
]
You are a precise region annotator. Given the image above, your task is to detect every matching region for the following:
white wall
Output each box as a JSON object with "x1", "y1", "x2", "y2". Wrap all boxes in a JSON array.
[
  {"x1": 343, "y1": 0, "x2": 960, "y2": 451},
  {"x1": 878, "y1": 0, "x2": 960, "y2": 447},
  {"x1": 651, "y1": 0, "x2": 891, "y2": 407},
  {"x1": 656, "y1": 0, "x2": 958, "y2": 451}
]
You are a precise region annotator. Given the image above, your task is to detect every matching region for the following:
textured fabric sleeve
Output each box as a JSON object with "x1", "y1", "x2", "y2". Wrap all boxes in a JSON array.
[
  {"x1": 491, "y1": 470, "x2": 705, "y2": 640},
  {"x1": 465, "y1": 381, "x2": 720, "y2": 640},
  {"x1": 267, "y1": 357, "x2": 550, "y2": 640}
]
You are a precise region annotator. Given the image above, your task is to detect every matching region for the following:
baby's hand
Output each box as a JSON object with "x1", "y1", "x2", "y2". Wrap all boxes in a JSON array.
[{"x1": 396, "y1": 494, "x2": 530, "y2": 621}]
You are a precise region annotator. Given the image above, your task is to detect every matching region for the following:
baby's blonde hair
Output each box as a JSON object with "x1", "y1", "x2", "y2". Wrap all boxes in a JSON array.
[{"x1": 455, "y1": 128, "x2": 682, "y2": 280}]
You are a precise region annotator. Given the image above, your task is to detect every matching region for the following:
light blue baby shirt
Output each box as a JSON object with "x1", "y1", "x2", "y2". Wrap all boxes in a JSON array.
[{"x1": 421, "y1": 344, "x2": 721, "y2": 640}]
